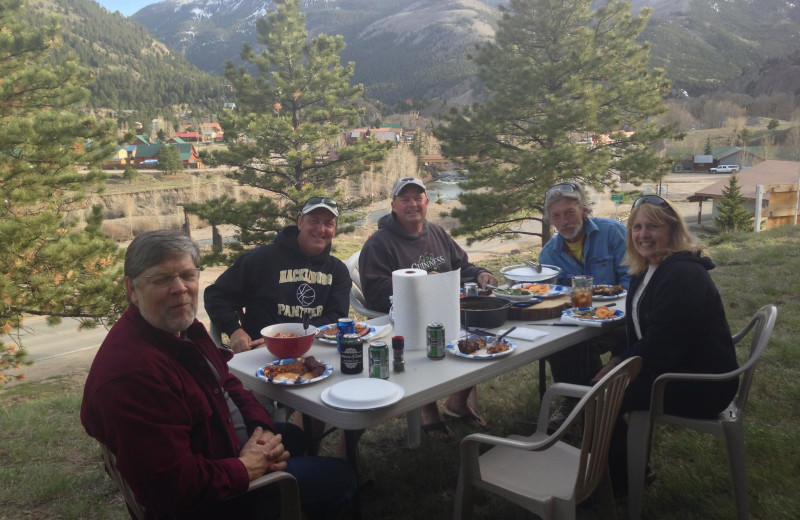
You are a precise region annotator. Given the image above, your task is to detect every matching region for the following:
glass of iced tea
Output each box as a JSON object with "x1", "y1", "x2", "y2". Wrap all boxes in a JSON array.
[{"x1": 571, "y1": 275, "x2": 593, "y2": 309}]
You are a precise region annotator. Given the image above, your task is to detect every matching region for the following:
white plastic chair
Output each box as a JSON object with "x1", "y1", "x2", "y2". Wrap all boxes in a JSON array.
[
  {"x1": 344, "y1": 251, "x2": 385, "y2": 319},
  {"x1": 454, "y1": 356, "x2": 642, "y2": 520},
  {"x1": 627, "y1": 303, "x2": 777, "y2": 520},
  {"x1": 99, "y1": 441, "x2": 301, "y2": 520}
]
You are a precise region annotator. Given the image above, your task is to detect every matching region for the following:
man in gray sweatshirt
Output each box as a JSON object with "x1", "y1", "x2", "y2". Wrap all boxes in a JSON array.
[{"x1": 359, "y1": 177, "x2": 498, "y2": 439}]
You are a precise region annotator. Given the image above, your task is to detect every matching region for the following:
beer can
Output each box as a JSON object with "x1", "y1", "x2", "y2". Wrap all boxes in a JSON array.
[
  {"x1": 426, "y1": 322, "x2": 446, "y2": 360},
  {"x1": 339, "y1": 333, "x2": 363, "y2": 374},
  {"x1": 368, "y1": 341, "x2": 390, "y2": 379},
  {"x1": 337, "y1": 318, "x2": 355, "y2": 352}
]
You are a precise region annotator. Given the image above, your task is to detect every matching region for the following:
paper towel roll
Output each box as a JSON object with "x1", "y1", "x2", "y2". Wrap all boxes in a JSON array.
[{"x1": 392, "y1": 268, "x2": 461, "y2": 351}]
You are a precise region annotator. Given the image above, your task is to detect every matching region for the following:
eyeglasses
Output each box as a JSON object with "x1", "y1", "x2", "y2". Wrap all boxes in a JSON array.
[
  {"x1": 303, "y1": 196, "x2": 338, "y2": 209},
  {"x1": 142, "y1": 268, "x2": 202, "y2": 288},
  {"x1": 633, "y1": 195, "x2": 670, "y2": 208},
  {"x1": 545, "y1": 182, "x2": 580, "y2": 200}
]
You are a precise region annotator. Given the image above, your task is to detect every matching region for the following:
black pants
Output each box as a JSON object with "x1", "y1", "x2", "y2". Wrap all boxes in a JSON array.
[{"x1": 607, "y1": 376, "x2": 739, "y2": 494}]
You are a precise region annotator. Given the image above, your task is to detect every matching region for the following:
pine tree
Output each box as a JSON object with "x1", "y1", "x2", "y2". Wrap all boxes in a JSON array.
[
  {"x1": 713, "y1": 174, "x2": 754, "y2": 233},
  {"x1": 705, "y1": 136, "x2": 713, "y2": 155},
  {"x1": 435, "y1": 0, "x2": 680, "y2": 245},
  {"x1": 157, "y1": 144, "x2": 184, "y2": 175},
  {"x1": 0, "y1": 0, "x2": 125, "y2": 385},
  {"x1": 184, "y1": 0, "x2": 386, "y2": 260}
]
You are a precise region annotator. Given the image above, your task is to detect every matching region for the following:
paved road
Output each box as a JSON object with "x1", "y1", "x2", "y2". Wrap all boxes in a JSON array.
[{"x1": 8, "y1": 172, "x2": 721, "y2": 384}]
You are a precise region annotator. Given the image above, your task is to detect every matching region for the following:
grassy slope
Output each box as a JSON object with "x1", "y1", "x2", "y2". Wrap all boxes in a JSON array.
[{"x1": 1, "y1": 226, "x2": 798, "y2": 519}]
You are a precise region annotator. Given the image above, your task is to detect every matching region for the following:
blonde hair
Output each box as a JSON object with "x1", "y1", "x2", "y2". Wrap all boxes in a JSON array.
[{"x1": 623, "y1": 198, "x2": 703, "y2": 276}]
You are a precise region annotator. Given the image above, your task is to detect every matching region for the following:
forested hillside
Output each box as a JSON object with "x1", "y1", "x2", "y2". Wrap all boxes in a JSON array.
[{"x1": 26, "y1": 0, "x2": 228, "y2": 113}]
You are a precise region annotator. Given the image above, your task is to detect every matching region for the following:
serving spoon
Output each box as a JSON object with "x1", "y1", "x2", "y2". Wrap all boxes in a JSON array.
[{"x1": 524, "y1": 259, "x2": 543, "y2": 273}]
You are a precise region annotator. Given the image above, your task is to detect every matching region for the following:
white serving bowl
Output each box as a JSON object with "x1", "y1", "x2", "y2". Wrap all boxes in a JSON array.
[{"x1": 500, "y1": 264, "x2": 562, "y2": 285}]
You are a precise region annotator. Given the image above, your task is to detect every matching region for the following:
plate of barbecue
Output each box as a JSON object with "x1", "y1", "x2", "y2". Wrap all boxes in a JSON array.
[
  {"x1": 446, "y1": 335, "x2": 517, "y2": 360},
  {"x1": 592, "y1": 284, "x2": 627, "y2": 300},
  {"x1": 256, "y1": 356, "x2": 333, "y2": 385}
]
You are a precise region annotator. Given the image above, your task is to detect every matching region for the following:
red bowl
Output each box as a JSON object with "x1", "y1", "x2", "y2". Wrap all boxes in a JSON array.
[{"x1": 260, "y1": 323, "x2": 318, "y2": 359}]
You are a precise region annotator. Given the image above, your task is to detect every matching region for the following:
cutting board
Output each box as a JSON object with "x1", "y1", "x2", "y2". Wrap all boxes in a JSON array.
[{"x1": 507, "y1": 296, "x2": 571, "y2": 321}]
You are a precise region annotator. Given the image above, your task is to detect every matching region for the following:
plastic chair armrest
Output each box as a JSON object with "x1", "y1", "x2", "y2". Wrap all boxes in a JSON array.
[
  {"x1": 535, "y1": 382, "x2": 592, "y2": 431},
  {"x1": 246, "y1": 472, "x2": 301, "y2": 520},
  {"x1": 650, "y1": 368, "x2": 744, "y2": 415}
]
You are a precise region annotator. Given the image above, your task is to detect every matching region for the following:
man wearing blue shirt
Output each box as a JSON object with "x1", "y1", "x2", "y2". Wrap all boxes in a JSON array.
[{"x1": 539, "y1": 182, "x2": 630, "y2": 427}]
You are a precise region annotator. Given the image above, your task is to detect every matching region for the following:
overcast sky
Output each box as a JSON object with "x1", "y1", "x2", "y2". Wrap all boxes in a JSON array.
[{"x1": 96, "y1": 0, "x2": 156, "y2": 17}]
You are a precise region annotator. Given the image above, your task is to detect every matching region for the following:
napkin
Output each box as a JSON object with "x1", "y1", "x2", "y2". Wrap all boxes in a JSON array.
[
  {"x1": 496, "y1": 328, "x2": 549, "y2": 341},
  {"x1": 369, "y1": 324, "x2": 393, "y2": 341}
]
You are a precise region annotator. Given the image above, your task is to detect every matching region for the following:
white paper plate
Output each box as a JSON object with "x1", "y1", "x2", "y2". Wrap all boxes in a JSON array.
[
  {"x1": 592, "y1": 285, "x2": 628, "y2": 300},
  {"x1": 320, "y1": 378, "x2": 405, "y2": 410},
  {"x1": 256, "y1": 358, "x2": 333, "y2": 385},
  {"x1": 446, "y1": 337, "x2": 517, "y2": 360},
  {"x1": 315, "y1": 323, "x2": 377, "y2": 345},
  {"x1": 511, "y1": 283, "x2": 567, "y2": 298},
  {"x1": 561, "y1": 307, "x2": 625, "y2": 325}
]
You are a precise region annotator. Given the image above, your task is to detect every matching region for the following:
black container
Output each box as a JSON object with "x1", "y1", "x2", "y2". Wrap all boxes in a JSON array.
[{"x1": 460, "y1": 296, "x2": 511, "y2": 329}]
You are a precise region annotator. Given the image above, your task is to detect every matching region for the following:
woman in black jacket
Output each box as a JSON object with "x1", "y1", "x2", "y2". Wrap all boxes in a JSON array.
[{"x1": 596, "y1": 194, "x2": 739, "y2": 492}]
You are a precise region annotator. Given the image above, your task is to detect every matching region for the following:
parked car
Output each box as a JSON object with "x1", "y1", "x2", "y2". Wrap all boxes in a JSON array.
[{"x1": 709, "y1": 164, "x2": 740, "y2": 173}]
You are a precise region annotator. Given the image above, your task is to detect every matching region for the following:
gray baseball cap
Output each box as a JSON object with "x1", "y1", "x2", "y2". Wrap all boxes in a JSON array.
[{"x1": 391, "y1": 176, "x2": 426, "y2": 198}]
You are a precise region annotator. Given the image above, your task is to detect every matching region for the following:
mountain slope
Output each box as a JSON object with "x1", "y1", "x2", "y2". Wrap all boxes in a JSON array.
[
  {"x1": 133, "y1": 0, "x2": 496, "y2": 104},
  {"x1": 129, "y1": 0, "x2": 800, "y2": 104},
  {"x1": 27, "y1": 0, "x2": 227, "y2": 112}
]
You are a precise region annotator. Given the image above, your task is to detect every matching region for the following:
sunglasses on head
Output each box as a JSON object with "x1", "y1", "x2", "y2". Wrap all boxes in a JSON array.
[
  {"x1": 633, "y1": 195, "x2": 669, "y2": 208},
  {"x1": 545, "y1": 182, "x2": 580, "y2": 200},
  {"x1": 304, "y1": 196, "x2": 338, "y2": 209}
]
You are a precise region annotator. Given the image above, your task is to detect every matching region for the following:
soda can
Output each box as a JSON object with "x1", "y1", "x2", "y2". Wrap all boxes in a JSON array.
[
  {"x1": 337, "y1": 318, "x2": 355, "y2": 352},
  {"x1": 339, "y1": 333, "x2": 363, "y2": 374},
  {"x1": 368, "y1": 341, "x2": 390, "y2": 379},
  {"x1": 426, "y1": 322, "x2": 446, "y2": 360}
]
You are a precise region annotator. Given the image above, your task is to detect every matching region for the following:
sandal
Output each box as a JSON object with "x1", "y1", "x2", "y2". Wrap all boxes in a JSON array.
[
  {"x1": 422, "y1": 421, "x2": 454, "y2": 440},
  {"x1": 443, "y1": 408, "x2": 488, "y2": 428}
]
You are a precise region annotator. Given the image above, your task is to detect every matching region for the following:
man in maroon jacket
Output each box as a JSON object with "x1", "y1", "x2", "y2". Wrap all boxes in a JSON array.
[{"x1": 81, "y1": 230, "x2": 354, "y2": 519}]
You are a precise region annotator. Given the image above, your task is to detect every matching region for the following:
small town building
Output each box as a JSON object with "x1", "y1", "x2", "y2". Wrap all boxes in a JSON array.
[{"x1": 691, "y1": 159, "x2": 800, "y2": 229}]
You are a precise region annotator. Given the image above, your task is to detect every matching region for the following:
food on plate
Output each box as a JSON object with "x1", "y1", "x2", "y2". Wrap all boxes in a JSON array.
[
  {"x1": 522, "y1": 283, "x2": 552, "y2": 295},
  {"x1": 263, "y1": 356, "x2": 327, "y2": 382},
  {"x1": 486, "y1": 341, "x2": 510, "y2": 354},
  {"x1": 593, "y1": 284, "x2": 624, "y2": 296},
  {"x1": 494, "y1": 287, "x2": 533, "y2": 297},
  {"x1": 316, "y1": 323, "x2": 370, "y2": 339},
  {"x1": 594, "y1": 305, "x2": 615, "y2": 318},
  {"x1": 458, "y1": 336, "x2": 487, "y2": 354},
  {"x1": 573, "y1": 305, "x2": 615, "y2": 320}
]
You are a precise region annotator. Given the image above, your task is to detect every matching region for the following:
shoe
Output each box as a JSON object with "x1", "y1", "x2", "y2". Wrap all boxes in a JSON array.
[
  {"x1": 443, "y1": 407, "x2": 488, "y2": 428},
  {"x1": 548, "y1": 397, "x2": 579, "y2": 431},
  {"x1": 422, "y1": 421, "x2": 454, "y2": 440}
]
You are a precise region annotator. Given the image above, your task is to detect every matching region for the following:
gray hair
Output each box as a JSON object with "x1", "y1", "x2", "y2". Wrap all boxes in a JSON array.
[
  {"x1": 124, "y1": 230, "x2": 201, "y2": 280},
  {"x1": 543, "y1": 182, "x2": 592, "y2": 220}
]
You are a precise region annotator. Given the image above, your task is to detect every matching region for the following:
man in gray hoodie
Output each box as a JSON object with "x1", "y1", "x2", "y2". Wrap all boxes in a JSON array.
[{"x1": 359, "y1": 177, "x2": 498, "y2": 439}]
